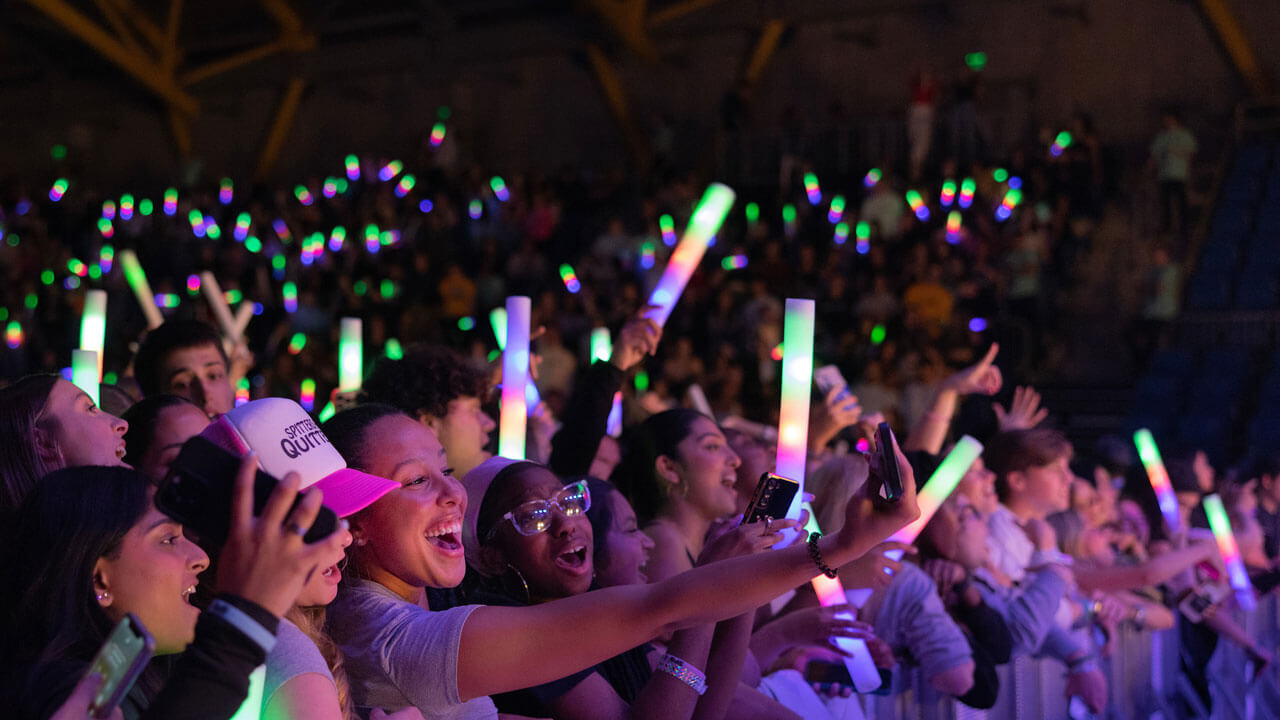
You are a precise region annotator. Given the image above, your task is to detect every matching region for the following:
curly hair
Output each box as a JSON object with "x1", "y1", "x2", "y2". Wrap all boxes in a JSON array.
[{"x1": 362, "y1": 344, "x2": 489, "y2": 421}]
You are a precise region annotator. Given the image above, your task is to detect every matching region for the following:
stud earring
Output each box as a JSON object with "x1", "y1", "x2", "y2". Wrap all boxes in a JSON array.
[
  {"x1": 355, "y1": 536, "x2": 367, "y2": 546},
  {"x1": 96, "y1": 591, "x2": 111, "y2": 603}
]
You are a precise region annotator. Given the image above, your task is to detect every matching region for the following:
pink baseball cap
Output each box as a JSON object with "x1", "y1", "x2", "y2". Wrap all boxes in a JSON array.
[{"x1": 200, "y1": 397, "x2": 398, "y2": 517}]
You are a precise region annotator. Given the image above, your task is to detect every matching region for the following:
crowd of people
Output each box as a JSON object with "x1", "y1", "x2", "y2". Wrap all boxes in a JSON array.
[{"x1": 0, "y1": 82, "x2": 1244, "y2": 718}]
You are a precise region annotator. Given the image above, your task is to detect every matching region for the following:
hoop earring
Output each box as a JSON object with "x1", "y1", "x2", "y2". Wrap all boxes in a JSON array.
[{"x1": 504, "y1": 563, "x2": 531, "y2": 604}]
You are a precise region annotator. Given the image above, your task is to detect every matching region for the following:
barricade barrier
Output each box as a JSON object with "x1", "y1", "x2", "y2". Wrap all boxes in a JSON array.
[{"x1": 859, "y1": 593, "x2": 1280, "y2": 719}]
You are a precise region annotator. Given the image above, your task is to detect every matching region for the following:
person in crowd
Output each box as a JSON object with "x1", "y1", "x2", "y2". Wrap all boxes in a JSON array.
[
  {"x1": 319, "y1": 403, "x2": 919, "y2": 719},
  {"x1": 1249, "y1": 452, "x2": 1280, "y2": 561},
  {"x1": 361, "y1": 345, "x2": 496, "y2": 480},
  {"x1": 133, "y1": 321, "x2": 236, "y2": 419},
  {"x1": 463, "y1": 463, "x2": 800, "y2": 719},
  {"x1": 1148, "y1": 110, "x2": 1197, "y2": 235},
  {"x1": 0, "y1": 374, "x2": 129, "y2": 512},
  {"x1": 0, "y1": 457, "x2": 347, "y2": 719},
  {"x1": 121, "y1": 395, "x2": 210, "y2": 483}
]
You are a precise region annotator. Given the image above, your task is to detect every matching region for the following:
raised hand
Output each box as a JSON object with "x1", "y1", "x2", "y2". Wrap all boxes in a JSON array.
[
  {"x1": 844, "y1": 541, "x2": 917, "y2": 591},
  {"x1": 216, "y1": 453, "x2": 350, "y2": 617},
  {"x1": 611, "y1": 306, "x2": 663, "y2": 371},
  {"x1": 942, "y1": 344, "x2": 1003, "y2": 396},
  {"x1": 809, "y1": 386, "x2": 862, "y2": 453},
  {"x1": 995, "y1": 385, "x2": 1049, "y2": 431},
  {"x1": 698, "y1": 515, "x2": 798, "y2": 565},
  {"x1": 836, "y1": 431, "x2": 920, "y2": 560}
]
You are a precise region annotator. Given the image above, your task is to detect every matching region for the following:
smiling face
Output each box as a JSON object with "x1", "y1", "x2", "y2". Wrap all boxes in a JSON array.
[
  {"x1": 134, "y1": 403, "x2": 210, "y2": 482},
  {"x1": 595, "y1": 489, "x2": 654, "y2": 588},
  {"x1": 727, "y1": 431, "x2": 774, "y2": 516},
  {"x1": 353, "y1": 415, "x2": 466, "y2": 597},
  {"x1": 159, "y1": 344, "x2": 235, "y2": 418},
  {"x1": 661, "y1": 417, "x2": 741, "y2": 520},
  {"x1": 1008, "y1": 453, "x2": 1073, "y2": 518},
  {"x1": 296, "y1": 523, "x2": 354, "y2": 608},
  {"x1": 957, "y1": 456, "x2": 998, "y2": 516},
  {"x1": 42, "y1": 379, "x2": 129, "y2": 468},
  {"x1": 927, "y1": 494, "x2": 989, "y2": 570},
  {"x1": 488, "y1": 467, "x2": 595, "y2": 599},
  {"x1": 94, "y1": 504, "x2": 209, "y2": 655}
]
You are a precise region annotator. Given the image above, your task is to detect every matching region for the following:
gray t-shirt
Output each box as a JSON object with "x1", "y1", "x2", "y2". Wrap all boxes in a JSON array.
[
  {"x1": 863, "y1": 562, "x2": 972, "y2": 681},
  {"x1": 263, "y1": 618, "x2": 334, "y2": 710},
  {"x1": 327, "y1": 579, "x2": 498, "y2": 720}
]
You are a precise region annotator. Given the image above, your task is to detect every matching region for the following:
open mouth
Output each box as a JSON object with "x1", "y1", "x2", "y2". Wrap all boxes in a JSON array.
[
  {"x1": 321, "y1": 564, "x2": 341, "y2": 582},
  {"x1": 425, "y1": 519, "x2": 463, "y2": 552},
  {"x1": 555, "y1": 544, "x2": 588, "y2": 572},
  {"x1": 182, "y1": 584, "x2": 197, "y2": 604},
  {"x1": 116, "y1": 445, "x2": 127, "y2": 460}
]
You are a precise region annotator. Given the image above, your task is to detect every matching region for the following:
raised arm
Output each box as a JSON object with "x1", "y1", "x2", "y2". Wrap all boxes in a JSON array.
[
  {"x1": 457, "y1": 444, "x2": 920, "y2": 700},
  {"x1": 904, "y1": 345, "x2": 1002, "y2": 455}
]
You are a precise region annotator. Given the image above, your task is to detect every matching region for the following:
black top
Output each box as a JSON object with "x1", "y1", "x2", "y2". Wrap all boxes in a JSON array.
[
  {"x1": 549, "y1": 361, "x2": 626, "y2": 477},
  {"x1": 951, "y1": 590, "x2": 1013, "y2": 710}
]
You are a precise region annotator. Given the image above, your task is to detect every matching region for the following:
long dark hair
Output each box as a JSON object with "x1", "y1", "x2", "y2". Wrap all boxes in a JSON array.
[
  {"x1": 610, "y1": 408, "x2": 705, "y2": 524},
  {"x1": 122, "y1": 394, "x2": 200, "y2": 469},
  {"x1": 0, "y1": 466, "x2": 152, "y2": 705},
  {"x1": 0, "y1": 374, "x2": 61, "y2": 512}
]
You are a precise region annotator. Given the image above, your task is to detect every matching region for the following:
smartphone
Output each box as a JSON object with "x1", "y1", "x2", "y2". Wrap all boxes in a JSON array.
[
  {"x1": 804, "y1": 659, "x2": 854, "y2": 694},
  {"x1": 741, "y1": 472, "x2": 800, "y2": 525},
  {"x1": 85, "y1": 614, "x2": 154, "y2": 719},
  {"x1": 158, "y1": 436, "x2": 340, "y2": 548},
  {"x1": 1177, "y1": 583, "x2": 1228, "y2": 623},
  {"x1": 873, "y1": 422, "x2": 904, "y2": 502},
  {"x1": 814, "y1": 365, "x2": 855, "y2": 404}
]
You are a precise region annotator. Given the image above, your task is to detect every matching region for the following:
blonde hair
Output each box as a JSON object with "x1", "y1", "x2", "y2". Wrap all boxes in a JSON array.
[{"x1": 285, "y1": 605, "x2": 353, "y2": 720}]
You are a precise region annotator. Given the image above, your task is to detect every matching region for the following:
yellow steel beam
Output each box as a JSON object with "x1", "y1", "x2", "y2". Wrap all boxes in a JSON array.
[
  {"x1": 102, "y1": 0, "x2": 167, "y2": 54},
  {"x1": 1196, "y1": 0, "x2": 1271, "y2": 96},
  {"x1": 584, "y1": 43, "x2": 649, "y2": 169},
  {"x1": 25, "y1": 0, "x2": 198, "y2": 115},
  {"x1": 254, "y1": 76, "x2": 307, "y2": 181},
  {"x1": 742, "y1": 18, "x2": 786, "y2": 86},
  {"x1": 580, "y1": 0, "x2": 657, "y2": 63},
  {"x1": 180, "y1": 33, "x2": 315, "y2": 86},
  {"x1": 647, "y1": 0, "x2": 721, "y2": 29},
  {"x1": 91, "y1": 0, "x2": 145, "y2": 56},
  {"x1": 261, "y1": 0, "x2": 304, "y2": 35},
  {"x1": 168, "y1": 106, "x2": 191, "y2": 159},
  {"x1": 161, "y1": 0, "x2": 183, "y2": 74}
]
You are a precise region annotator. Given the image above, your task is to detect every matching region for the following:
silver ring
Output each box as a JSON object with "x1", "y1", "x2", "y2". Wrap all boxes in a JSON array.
[
  {"x1": 286, "y1": 522, "x2": 308, "y2": 537},
  {"x1": 763, "y1": 518, "x2": 773, "y2": 534}
]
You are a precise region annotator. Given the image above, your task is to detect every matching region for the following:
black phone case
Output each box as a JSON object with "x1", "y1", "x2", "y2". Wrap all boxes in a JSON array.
[
  {"x1": 875, "y1": 422, "x2": 904, "y2": 502},
  {"x1": 157, "y1": 436, "x2": 339, "y2": 547},
  {"x1": 742, "y1": 472, "x2": 800, "y2": 525}
]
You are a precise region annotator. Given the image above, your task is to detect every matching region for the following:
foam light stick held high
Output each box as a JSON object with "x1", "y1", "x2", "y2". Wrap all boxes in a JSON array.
[
  {"x1": 770, "y1": 297, "x2": 881, "y2": 692},
  {"x1": 499, "y1": 296, "x2": 532, "y2": 459},
  {"x1": 339, "y1": 318, "x2": 363, "y2": 391},
  {"x1": 118, "y1": 249, "x2": 164, "y2": 329},
  {"x1": 1202, "y1": 493, "x2": 1256, "y2": 611},
  {"x1": 80, "y1": 289, "x2": 107, "y2": 373},
  {"x1": 71, "y1": 349, "x2": 100, "y2": 406},
  {"x1": 1134, "y1": 429, "x2": 1179, "y2": 534},
  {"x1": 646, "y1": 183, "x2": 735, "y2": 328},
  {"x1": 590, "y1": 327, "x2": 611, "y2": 364},
  {"x1": 199, "y1": 272, "x2": 240, "y2": 348}
]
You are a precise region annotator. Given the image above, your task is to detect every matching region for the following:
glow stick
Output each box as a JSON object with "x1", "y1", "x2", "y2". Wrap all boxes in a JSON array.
[
  {"x1": 590, "y1": 328, "x2": 611, "y2": 364},
  {"x1": 863, "y1": 168, "x2": 882, "y2": 189},
  {"x1": 71, "y1": 350, "x2": 100, "y2": 405},
  {"x1": 1202, "y1": 493, "x2": 1256, "y2": 611},
  {"x1": 499, "y1": 296, "x2": 531, "y2": 459},
  {"x1": 803, "y1": 172, "x2": 822, "y2": 204},
  {"x1": 288, "y1": 333, "x2": 306, "y2": 355},
  {"x1": 80, "y1": 290, "x2": 107, "y2": 374},
  {"x1": 282, "y1": 282, "x2": 298, "y2": 313},
  {"x1": 946, "y1": 210, "x2": 962, "y2": 244},
  {"x1": 745, "y1": 202, "x2": 760, "y2": 225},
  {"x1": 227, "y1": 664, "x2": 265, "y2": 720},
  {"x1": 49, "y1": 178, "x2": 68, "y2": 202},
  {"x1": 775, "y1": 299, "x2": 815, "y2": 497},
  {"x1": 722, "y1": 254, "x2": 748, "y2": 269},
  {"x1": 1133, "y1": 429, "x2": 1179, "y2": 534},
  {"x1": 339, "y1": 318, "x2": 363, "y2": 391},
  {"x1": 639, "y1": 241, "x2": 656, "y2": 270},
  {"x1": 995, "y1": 188, "x2": 1022, "y2": 221},
  {"x1": 345, "y1": 154, "x2": 361, "y2": 181},
  {"x1": 827, "y1": 195, "x2": 845, "y2": 224},
  {"x1": 959, "y1": 178, "x2": 976, "y2": 209},
  {"x1": 905, "y1": 190, "x2": 930, "y2": 221},
  {"x1": 810, "y1": 569, "x2": 883, "y2": 693},
  {"x1": 395, "y1": 175, "x2": 416, "y2": 198},
  {"x1": 940, "y1": 180, "x2": 956, "y2": 207},
  {"x1": 235, "y1": 378, "x2": 250, "y2": 407},
  {"x1": 833, "y1": 223, "x2": 849, "y2": 245},
  {"x1": 1050, "y1": 131, "x2": 1073, "y2": 157},
  {"x1": 659, "y1": 214, "x2": 676, "y2": 247},
  {"x1": 232, "y1": 301, "x2": 254, "y2": 339},
  {"x1": 782, "y1": 204, "x2": 797, "y2": 238},
  {"x1": 219, "y1": 178, "x2": 233, "y2": 205},
  {"x1": 559, "y1": 264, "x2": 581, "y2": 293},
  {"x1": 5, "y1": 320, "x2": 22, "y2": 349},
  {"x1": 606, "y1": 392, "x2": 623, "y2": 437},
  {"x1": 430, "y1": 122, "x2": 446, "y2": 147},
  {"x1": 646, "y1": 183, "x2": 735, "y2": 327},
  {"x1": 378, "y1": 161, "x2": 403, "y2": 182},
  {"x1": 686, "y1": 384, "x2": 713, "y2": 417},
  {"x1": 118, "y1": 250, "x2": 164, "y2": 329},
  {"x1": 199, "y1": 272, "x2": 239, "y2": 343},
  {"x1": 300, "y1": 378, "x2": 316, "y2": 412},
  {"x1": 490, "y1": 176, "x2": 510, "y2": 202},
  {"x1": 855, "y1": 221, "x2": 870, "y2": 255},
  {"x1": 490, "y1": 307, "x2": 508, "y2": 349}
]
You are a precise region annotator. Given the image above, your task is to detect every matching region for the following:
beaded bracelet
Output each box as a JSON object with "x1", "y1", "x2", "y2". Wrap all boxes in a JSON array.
[
  {"x1": 808, "y1": 532, "x2": 838, "y2": 578},
  {"x1": 656, "y1": 653, "x2": 708, "y2": 695}
]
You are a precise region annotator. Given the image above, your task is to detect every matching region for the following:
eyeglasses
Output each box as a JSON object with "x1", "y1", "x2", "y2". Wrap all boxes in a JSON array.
[{"x1": 497, "y1": 481, "x2": 592, "y2": 536}]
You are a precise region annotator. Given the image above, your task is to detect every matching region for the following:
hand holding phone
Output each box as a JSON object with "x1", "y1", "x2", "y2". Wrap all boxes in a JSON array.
[
  {"x1": 872, "y1": 422, "x2": 904, "y2": 503},
  {"x1": 79, "y1": 614, "x2": 153, "y2": 719},
  {"x1": 741, "y1": 472, "x2": 800, "y2": 526},
  {"x1": 158, "y1": 436, "x2": 339, "y2": 547}
]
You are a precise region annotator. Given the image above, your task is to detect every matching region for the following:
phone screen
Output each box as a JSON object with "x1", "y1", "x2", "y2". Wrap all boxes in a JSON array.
[{"x1": 87, "y1": 614, "x2": 154, "y2": 717}]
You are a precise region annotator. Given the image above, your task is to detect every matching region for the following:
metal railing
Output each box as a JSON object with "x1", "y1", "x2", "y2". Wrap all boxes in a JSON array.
[{"x1": 861, "y1": 592, "x2": 1280, "y2": 719}]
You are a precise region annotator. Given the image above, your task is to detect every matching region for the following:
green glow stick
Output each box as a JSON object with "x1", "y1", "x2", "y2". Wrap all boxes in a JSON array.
[
  {"x1": 1134, "y1": 429, "x2": 1179, "y2": 534},
  {"x1": 647, "y1": 183, "x2": 736, "y2": 327},
  {"x1": 339, "y1": 318, "x2": 363, "y2": 391},
  {"x1": 591, "y1": 327, "x2": 611, "y2": 363},
  {"x1": 1203, "y1": 494, "x2": 1256, "y2": 611},
  {"x1": 72, "y1": 350, "x2": 100, "y2": 405},
  {"x1": 80, "y1": 289, "x2": 107, "y2": 373},
  {"x1": 118, "y1": 250, "x2": 164, "y2": 329},
  {"x1": 490, "y1": 307, "x2": 508, "y2": 349}
]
